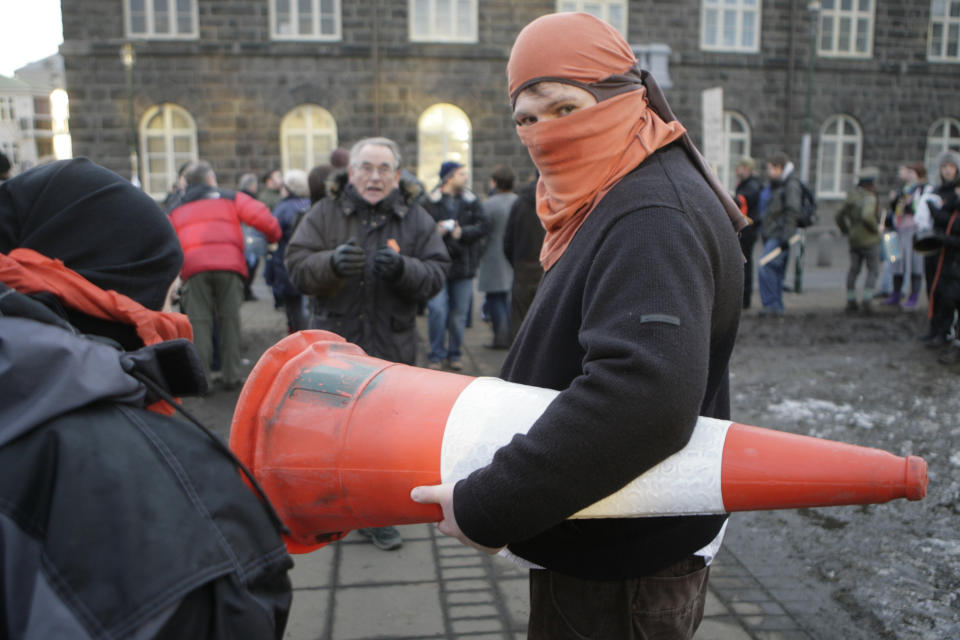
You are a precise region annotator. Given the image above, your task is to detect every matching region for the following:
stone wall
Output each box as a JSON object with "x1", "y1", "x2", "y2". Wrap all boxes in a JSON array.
[{"x1": 60, "y1": 0, "x2": 959, "y2": 207}]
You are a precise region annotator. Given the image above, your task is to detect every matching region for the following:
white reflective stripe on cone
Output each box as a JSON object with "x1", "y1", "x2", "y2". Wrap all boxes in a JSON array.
[{"x1": 439, "y1": 375, "x2": 731, "y2": 518}]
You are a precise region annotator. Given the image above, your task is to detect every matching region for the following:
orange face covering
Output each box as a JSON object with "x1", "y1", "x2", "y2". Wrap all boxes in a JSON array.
[
  {"x1": 0, "y1": 248, "x2": 192, "y2": 346},
  {"x1": 508, "y1": 12, "x2": 742, "y2": 271}
]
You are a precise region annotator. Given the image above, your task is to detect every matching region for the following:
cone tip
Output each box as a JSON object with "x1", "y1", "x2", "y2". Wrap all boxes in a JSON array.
[{"x1": 905, "y1": 456, "x2": 928, "y2": 501}]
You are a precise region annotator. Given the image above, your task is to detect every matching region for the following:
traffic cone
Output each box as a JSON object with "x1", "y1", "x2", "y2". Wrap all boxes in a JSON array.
[{"x1": 230, "y1": 330, "x2": 928, "y2": 553}]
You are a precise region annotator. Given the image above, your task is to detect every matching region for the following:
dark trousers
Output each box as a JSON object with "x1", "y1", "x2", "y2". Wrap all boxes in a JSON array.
[{"x1": 527, "y1": 556, "x2": 709, "y2": 640}]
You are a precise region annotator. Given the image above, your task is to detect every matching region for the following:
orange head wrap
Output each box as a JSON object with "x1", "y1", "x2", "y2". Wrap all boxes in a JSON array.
[{"x1": 507, "y1": 12, "x2": 745, "y2": 271}]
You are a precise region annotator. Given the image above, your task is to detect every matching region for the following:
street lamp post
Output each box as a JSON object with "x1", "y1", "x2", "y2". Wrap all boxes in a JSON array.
[
  {"x1": 794, "y1": 1, "x2": 820, "y2": 294},
  {"x1": 121, "y1": 42, "x2": 140, "y2": 187}
]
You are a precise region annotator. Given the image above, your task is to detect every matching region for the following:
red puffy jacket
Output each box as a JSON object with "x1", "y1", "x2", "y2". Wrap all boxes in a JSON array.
[{"x1": 169, "y1": 187, "x2": 281, "y2": 281}]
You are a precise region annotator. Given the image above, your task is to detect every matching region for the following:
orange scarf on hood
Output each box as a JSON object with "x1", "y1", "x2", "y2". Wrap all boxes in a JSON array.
[
  {"x1": 1, "y1": 248, "x2": 192, "y2": 346},
  {"x1": 508, "y1": 12, "x2": 744, "y2": 271}
]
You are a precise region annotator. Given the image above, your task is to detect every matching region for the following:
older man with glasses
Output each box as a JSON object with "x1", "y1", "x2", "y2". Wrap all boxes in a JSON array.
[{"x1": 285, "y1": 137, "x2": 451, "y2": 550}]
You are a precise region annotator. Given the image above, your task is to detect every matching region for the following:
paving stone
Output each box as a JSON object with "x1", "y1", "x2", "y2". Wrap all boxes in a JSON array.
[
  {"x1": 283, "y1": 588, "x2": 329, "y2": 640},
  {"x1": 289, "y1": 547, "x2": 335, "y2": 589},
  {"x1": 446, "y1": 590, "x2": 495, "y2": 605},
  {"x1": 451, "y1": 617, "x2": 504, "y2": 634},
  {"x1": 339, "y1": 539, "x2": 436, "y2": 585},
  {"x1": 449, "y1": 603, "x2": 500, "y2": 618},
  {"x1": 333, "y1": 584, "x2": 444, "y2": 639},
  {"x1": 444, "y1": 579, "x2": 492, "y2": 591},
  {"x1": 703, "y1": 590, "x2": 731, "y2": 616},
  {"x1": 441, "y1": 566, "x2": 487, "y2": 580}
]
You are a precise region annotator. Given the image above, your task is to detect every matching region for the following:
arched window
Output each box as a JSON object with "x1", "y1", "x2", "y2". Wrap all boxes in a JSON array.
[
  {"x1": 925, "y1": 117, "x2": 960, "y2": 179},
  {"x1": 140, "y1": 103, "x2": 197, "y2": 200},
  {"x1": 720, "y1": 111, "x2": 751, "y2": 190},
  {"x1": 280, "y1": 105, "x2": 337, "y2": 173},
  {"x1": 816, "y1": 114, "x2": 862, "y2": 198},
  {"x1": 417, "y1": 104, "x2": 472, "y2": 191},
  {"x1": 556, "y1": 1, "x2": 628, "y2": 37}
]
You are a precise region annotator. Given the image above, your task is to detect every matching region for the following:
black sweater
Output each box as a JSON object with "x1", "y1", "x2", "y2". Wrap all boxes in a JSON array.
[{"x1": 453, "y1": 143, "x2": 744, "y2": 580}]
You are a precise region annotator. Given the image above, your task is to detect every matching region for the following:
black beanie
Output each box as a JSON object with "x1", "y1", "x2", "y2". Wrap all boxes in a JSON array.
[
  {"x1": 0, "y1": 159, "x2": 184, "y2": 345},
  {"x1": 0, "y1": 158, "x2": 183, "y2": 310}
]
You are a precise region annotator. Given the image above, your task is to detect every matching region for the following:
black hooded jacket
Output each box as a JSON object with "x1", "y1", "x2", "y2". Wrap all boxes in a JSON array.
[{"x1": 0, "y1": 160, "x2": 292, "y2": 639}]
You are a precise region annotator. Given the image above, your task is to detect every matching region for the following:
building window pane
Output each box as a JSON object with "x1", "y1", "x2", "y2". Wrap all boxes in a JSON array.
[
  {"x1": 701, "y1": 0, "x2": 761, "y2": 53},
  {"x1": 280, "y1": 104, "x2": 338, "y2": 173},
  {"x1": 817, "y1": 114, "x2": 862, "y2": 199},
  {"x1": 818, "y1": 0, "x2": 873, "y2": 58},
  {"x1": 418, "y1": 104, "x2": 472, "y2": 191},
  {"x1": 411, "y1": 0, "x2": 477, "y2": 42},
  {"x1": 139, "y1": 104, "x2": 198, "y2": 200},
  {"x1": 126, "y1": 0, "x2": 196, "y2": 39},
  {"x1": 720, "y1": 111, "x2": 751, "y2": 191},
  {"x1": 554, "y1": 1, "x2": 628, "y2": 38},
  {"x1": 925, "y1": 118, "x2": 960, "y2": 177},
  {"x1": 271, "y1": 0, "x2": 341, "y2": 40}
]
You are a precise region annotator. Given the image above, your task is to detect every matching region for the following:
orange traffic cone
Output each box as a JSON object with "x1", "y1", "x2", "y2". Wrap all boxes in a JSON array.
[{"x1": 230, "y1": 331, "x2": 928, "y2": 553}]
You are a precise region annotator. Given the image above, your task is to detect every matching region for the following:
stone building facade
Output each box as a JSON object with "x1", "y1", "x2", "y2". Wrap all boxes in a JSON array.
[{"x1": 60, "y1": 0, "x2": 959, "y2": 213}]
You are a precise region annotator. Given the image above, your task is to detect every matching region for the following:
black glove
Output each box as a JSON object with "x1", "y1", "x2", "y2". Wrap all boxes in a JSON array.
[
  {"x1": 374, "y1": 246, "x2": 404, "y2": 281},
  {"x1": 330, "y1": 241, "x2": 366, "y2": 277}
]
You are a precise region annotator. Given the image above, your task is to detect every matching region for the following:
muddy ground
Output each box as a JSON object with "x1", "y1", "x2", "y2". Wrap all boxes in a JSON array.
[
  {"x1": 185, "y1": 301, "x2": 960, "y2": 639},
  {"x1": 725, "y1": 309, "x2": 959, "y2": 639}
]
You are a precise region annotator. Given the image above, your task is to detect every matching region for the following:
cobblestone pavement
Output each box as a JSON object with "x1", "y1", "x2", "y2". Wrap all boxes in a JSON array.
[{"x1": 220, "y1": 236, "x2": 877, "y2": 639}]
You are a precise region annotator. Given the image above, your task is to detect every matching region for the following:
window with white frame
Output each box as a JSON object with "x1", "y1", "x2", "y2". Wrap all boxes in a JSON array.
[
  {"x1": 556, "y1": 1, "x2": 628, "y2": 37},
  {"x1": 701, "y1": 0, "x2": 760, "y2": 53},
  {"x1": 410, "y1": 0, "x2": 477, "y2": 43},
  {"x1": 928, "y1": 0, "x2": 960, "y2": 62},
  {"x1": 271, "y1": 0, "x2": 341, "y2": 40},
  {"x1": 817, "y1": 114, "x2": 862, "y2": 198},
  {"x1": 0, "y1": 96, "x2": 14, "y2": 121},
  {"x1": 925, "y1": 118, "x2": 960, "y2": 177},
  {"x1": 720, "y1": 111, "x2": 752, "y2": 190},
  {"x1": 140, "y1": 104, "x2": 198, "y2": 200},
  {"x1": 126, "y1": 0, "x2": 197, "y2": 39},
  {"x1": 418, "y1": 104, "x2": 472, "y2": 190},
  {"x1": 818, "y1": 0, "x2": 874, "y2": 58},
  {"x1": 280, "y1": 105, "x2": 338, "y2": 173}
]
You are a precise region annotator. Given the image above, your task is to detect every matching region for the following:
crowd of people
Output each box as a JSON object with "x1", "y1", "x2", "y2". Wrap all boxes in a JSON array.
[{"x1": 729, "y1": 147, "x2": 960, "y2": 372}]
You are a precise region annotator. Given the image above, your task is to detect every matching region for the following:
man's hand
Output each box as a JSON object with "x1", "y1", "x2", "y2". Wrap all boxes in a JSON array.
[
  {"x1": 373, "y1": 246, "x2": 404, "y2": 281},
  {"x1": 330, "y1": 241, "x2": 366, "y2": 277},
  {"x1": 410, "y1": 483, "x2": 503, "y2": 554}
]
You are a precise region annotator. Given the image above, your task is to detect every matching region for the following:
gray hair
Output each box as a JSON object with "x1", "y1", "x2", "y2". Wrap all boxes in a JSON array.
[
  {"x1": 350, "y1": 137, "x2": 402, "y2": 169},
  {"x1": 183, "y1": 160, "x2": 214, "y2": 186},
  {"x1": 282, "y1": 169, "x2": 310, "y2": 198},
  {"x1": 238, "y1": 172, "x2": 258, "y2": 192}
]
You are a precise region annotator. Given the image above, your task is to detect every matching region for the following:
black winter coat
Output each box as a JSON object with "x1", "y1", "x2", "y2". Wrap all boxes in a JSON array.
[
  {"x1": 424, "y1": 188, "x2": 489, "y2": 280},
  {"x1": 285, "y1": 178, "x2": 450, "y2": 365},
  {"x1": 0, "y1": 285, "x2": 292, "y2": 639}
]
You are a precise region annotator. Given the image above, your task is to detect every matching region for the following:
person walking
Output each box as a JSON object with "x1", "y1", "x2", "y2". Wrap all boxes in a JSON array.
[
  {"x1": 411, "y1": 12, "x2": 745, "y2": 639},
  {"x1": 884, "y1": 163, "x2": 934, "y2": 310},
  {"x1": 758, "y1": 151, "x2": 802, "y2": 316},
  {"x1": 835, "y1": 167, "x2": 883, "y2": 314},
  {"x1": 423, "y1": 161, "x2": 489, "y2": 370},
  {"x1": 734, "y1": 156, "x2": 763, "y2": 308},
  {"x1": 168, "y1": 161, "x2": 281, "y2": 390},
  {"x1": 503, "y1": 173, "x2": 544, "y2": 339},
  {"x1": 285, "y1": 137, "x2": 450, "y2": 551},
  {"x1": 266, "y1": 169, "x2": 311, "y2": 333},
  {"x1": 476, "y1": 165, "x2": 517, "y2": 349}
]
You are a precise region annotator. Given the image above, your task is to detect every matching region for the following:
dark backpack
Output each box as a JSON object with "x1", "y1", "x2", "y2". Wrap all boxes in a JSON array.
[{"x1": 790, "y1": 177, "x2": 819, "y2": 228}]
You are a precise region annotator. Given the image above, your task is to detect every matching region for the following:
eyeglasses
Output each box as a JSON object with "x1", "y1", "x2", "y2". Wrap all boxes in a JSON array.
[{"x1": 354, "y1": 163, "x2": 396, "y2": 177}]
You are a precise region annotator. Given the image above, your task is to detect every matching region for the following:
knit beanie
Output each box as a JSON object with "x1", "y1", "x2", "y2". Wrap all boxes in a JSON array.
[{"x1": 439, "y1": 161, "x2": 464, "y2": 184}]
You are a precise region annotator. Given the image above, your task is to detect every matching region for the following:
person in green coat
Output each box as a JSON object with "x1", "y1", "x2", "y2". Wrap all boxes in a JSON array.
[{"x1": 836, "y1": 166, "x2": 882, "y2": 313}]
